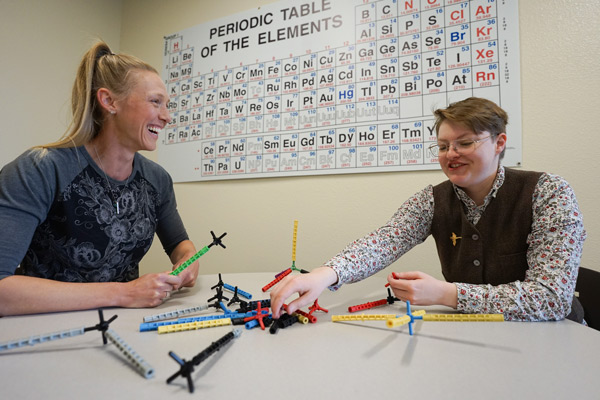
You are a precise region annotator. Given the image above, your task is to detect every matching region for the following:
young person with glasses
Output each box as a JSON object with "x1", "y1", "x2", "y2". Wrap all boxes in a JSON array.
[{"x1": 271, "y1": 97, "x2": 586, "y2": 323}]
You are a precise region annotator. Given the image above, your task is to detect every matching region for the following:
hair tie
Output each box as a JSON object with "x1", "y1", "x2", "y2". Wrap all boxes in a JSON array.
[{"x1": 96, "y1": 48, "x2": 116, "y2": 62}]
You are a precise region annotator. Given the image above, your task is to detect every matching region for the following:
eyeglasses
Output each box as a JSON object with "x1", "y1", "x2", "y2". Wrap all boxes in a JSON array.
[{"x1": 428, "y1": 135, "x2": 493, "y2": 157}]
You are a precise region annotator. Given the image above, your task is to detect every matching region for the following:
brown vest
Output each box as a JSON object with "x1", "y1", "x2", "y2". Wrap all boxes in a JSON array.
[{"x1": 431, "y1": 168, "x2": 542, "y2": 285}]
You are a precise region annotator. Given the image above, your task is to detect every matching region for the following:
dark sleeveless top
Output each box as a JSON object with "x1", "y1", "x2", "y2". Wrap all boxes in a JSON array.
[{"x1": 432, "y1": 168, "x2": 542, "y2": 285}]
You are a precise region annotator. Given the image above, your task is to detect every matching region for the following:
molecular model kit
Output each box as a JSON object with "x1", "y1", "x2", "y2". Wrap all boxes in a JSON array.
[{"x1": 1, "y1": 224, "x2": 505, "y2": 394}]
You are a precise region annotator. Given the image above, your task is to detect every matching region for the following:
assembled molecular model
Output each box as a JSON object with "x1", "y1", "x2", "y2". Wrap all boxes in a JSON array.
[
  {"x1": 0, "y1": 310, "x2": 155, "y2": 378},
  {"x1": 385, "y1": 300, "x2": 504, "y2": 334},
  {"x1": 262, "y1": 220, "x2": 309, "y2": 292},
  {"x1": 167, "y1": 329, "x2": 242, "y2": 393},
  {"x1": 347, "y1": 287, "x2": 400, "y2": 312},
  {"x1": 170, "y1": 231, "x2": 227, "y2": 276},
  {"x1": 333, "y1": 285, "x2": 505, "y2": 336}
]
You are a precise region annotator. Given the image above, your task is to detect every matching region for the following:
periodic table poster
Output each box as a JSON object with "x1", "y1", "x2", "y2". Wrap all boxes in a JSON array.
[{"x1": 160, "y1": 0, "x2": 521, "y2": 182}]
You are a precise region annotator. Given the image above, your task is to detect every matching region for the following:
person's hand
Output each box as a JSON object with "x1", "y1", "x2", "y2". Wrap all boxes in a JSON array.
[
  {"x1": 387, "y1": 271, "x2": 457, "y2": 308},
  {"x1": 169, "y1": 240, "x2": 199, "y2": 288},
  {"x1": 172, "y1": 258, "x2": 199, "y2": 289},
  {"x1": 121, "y1": 272, "x2": 183, "y2": 308},
  {"x1": 270, "y1": 267, "x2": 338, "y2": 319}
]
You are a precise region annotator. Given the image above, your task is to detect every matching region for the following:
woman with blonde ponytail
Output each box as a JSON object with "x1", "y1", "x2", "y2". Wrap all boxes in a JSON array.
[{"x1": 0, "y1": 41, "x2": 200, "y2": 316}]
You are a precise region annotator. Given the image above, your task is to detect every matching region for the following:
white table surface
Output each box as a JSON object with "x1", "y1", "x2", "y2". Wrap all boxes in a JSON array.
[{"x1": 1, "y1": 272, "x2": 598, "y2": 399}]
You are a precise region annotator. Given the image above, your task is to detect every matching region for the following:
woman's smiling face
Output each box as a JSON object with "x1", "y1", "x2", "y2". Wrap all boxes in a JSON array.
[{"x1": 113, "y1": 70, "x2": 171, "y2": 153}]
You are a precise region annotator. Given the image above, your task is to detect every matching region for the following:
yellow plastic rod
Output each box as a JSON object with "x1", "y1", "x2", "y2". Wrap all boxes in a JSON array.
[
  {"x1": 292, "y1": 220, "x2": 298, "y2": 262},
  {"x1": 423, "y1": 314, "x2": 504, "y2": 322},
  {"x1": 332, "y1": 314, "x2": 398, "y2": 322},
  {"x1": 158, "y1": 318, "x2": 232, "y2": 334}
]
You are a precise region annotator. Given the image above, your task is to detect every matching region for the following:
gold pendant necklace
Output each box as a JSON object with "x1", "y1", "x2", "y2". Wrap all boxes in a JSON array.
[{"x1": 93, "y1": 145, "x2": 130, "y2": 215}]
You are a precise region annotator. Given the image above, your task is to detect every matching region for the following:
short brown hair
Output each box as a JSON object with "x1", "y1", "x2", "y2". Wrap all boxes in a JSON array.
[
  {"x1": 434, "y1": 97, "x2": 508, "y2": 136},
  {"x1": 434, "y1": 97, "x2": 508, "y2": 159}
]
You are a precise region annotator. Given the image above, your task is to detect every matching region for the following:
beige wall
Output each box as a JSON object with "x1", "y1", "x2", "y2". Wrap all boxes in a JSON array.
[
  {"x1": 2, "y1": 0, "x2": 599, "y2": 279},
  {"x1": 0, "y1": 0, "x2": 123, "y2": 164}
]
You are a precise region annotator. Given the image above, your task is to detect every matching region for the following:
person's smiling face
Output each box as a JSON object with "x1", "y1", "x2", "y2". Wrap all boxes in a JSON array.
[
  {"x1": 437, "y1": 120, "x2": 506, "y2": 203},
  {"x1": 114, "y1": 70, "x2": 171, "y2": 153}
]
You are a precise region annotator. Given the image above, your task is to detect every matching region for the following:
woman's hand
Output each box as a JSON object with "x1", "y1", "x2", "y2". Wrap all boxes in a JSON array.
[{"x1": 121, "y1": 272, "x2": 183, "y2": 308}]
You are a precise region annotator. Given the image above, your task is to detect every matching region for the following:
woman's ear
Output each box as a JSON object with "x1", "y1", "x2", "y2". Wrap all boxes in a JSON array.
[{"x1": 96, "y1": 88, "x2": 117, "y2": 115}]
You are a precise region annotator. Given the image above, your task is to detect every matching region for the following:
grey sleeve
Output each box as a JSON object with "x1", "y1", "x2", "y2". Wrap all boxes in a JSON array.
[{"x1": 0, "y1": 150, "x2": 56, "y2": 279}]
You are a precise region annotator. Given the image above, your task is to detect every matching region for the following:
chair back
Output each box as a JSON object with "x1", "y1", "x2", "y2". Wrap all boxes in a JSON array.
[{"x1": 576, "y1": 267, "x2": 600, "y2": 330}]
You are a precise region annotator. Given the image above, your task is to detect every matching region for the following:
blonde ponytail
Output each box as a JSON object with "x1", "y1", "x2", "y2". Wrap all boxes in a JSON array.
[{"x1": 38, "y1": 40, "x2": 157, "y2": 151}]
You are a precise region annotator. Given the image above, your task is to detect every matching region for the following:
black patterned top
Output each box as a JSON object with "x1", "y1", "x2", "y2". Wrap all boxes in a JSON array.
[{"x1": 0, "y1": 146, "x2": 188, "y2": 282}]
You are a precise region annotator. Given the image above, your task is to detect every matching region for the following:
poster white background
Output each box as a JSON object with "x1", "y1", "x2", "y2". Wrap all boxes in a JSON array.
[{"x1": 160, "y1": 0, "x2": 521, "y2": 182}]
